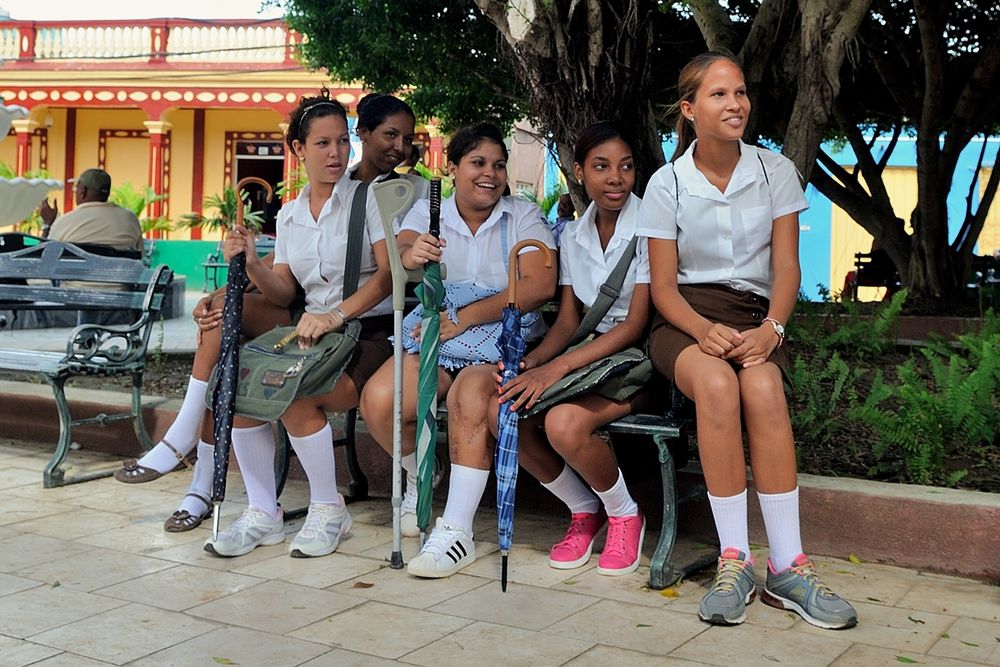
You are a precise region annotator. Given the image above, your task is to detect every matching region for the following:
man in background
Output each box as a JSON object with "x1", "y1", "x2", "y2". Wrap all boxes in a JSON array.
[{"x1": 40, "y1": 168, "x2": 143, "y2": 258}]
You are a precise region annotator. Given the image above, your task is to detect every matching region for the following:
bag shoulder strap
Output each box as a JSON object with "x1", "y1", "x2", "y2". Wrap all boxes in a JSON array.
[
  {"x1": 343, "y1": 181, "x2": 370, "y2": 299},
  {"x1": 568, "y1": 233, "x2": 639, "y2": 346}
]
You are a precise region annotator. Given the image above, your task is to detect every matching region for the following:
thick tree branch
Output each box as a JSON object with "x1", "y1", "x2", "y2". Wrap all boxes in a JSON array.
[{"x1": 687, "y1": 0, "x2": 738, "y2": 50}]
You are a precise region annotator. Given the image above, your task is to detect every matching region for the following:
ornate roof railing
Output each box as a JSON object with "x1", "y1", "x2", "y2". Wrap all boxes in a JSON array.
[{"x1": 0, "y1": 19, "x2": 300, "y2": 68}]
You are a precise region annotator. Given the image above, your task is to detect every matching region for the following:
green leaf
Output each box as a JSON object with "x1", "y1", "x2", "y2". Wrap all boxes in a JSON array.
[
  {"x1": 894, "y1": 657, "x2": 919, "y2": 664},
  {"x1": 636, "y1": 623, "x2": 652, "y2": 628},
  {"x1": 959, "y1": 640, "x2": 979, "y2": 647},
  {"x1": 940, "y1": 633, "x2": 950, "y2": 639},
  {"x1": 849, "y1": 554, "x2": 862, "y2": 564},
  {"x1": 51, "y1": 580, "x2": 61, "y2": 588},
  {"x1": 867, "y1": 596, "x2": 883, "y2": 602},
  {"x1": 212, "y1": 658, "x2": 237, "y2": 665}
]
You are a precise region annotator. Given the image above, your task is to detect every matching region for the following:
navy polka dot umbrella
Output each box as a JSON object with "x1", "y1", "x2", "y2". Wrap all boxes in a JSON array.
[{"x1": 211, "y1": 176, "x2": 273, "y2": 540}]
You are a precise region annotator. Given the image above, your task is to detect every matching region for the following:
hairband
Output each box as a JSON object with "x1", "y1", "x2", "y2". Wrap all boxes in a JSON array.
[{"x1": 298, "y1": 101, "x2": 341, "y2": 127}]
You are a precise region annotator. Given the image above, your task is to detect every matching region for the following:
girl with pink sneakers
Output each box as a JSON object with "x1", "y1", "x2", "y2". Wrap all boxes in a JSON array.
[
  {"x1": 500, "y1": 122, "x2": 651, "y2": 576},
  {"x1": 638, "y1": 51, "x2": 857, "y2": 629}
]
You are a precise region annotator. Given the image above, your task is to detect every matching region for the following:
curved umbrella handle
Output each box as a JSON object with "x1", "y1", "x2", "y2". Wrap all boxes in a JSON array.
[
  {"x1": 506, "y1": 239, "x2": 552, "y2": 307},
  {"x1": 233, "y1": 176, "x2": 274, "y2": 229}
]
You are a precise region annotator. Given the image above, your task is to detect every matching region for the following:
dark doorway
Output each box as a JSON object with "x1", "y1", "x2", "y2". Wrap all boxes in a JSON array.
[{"x1": 234, "y1": 145, "x2": 284, "y2": 236}]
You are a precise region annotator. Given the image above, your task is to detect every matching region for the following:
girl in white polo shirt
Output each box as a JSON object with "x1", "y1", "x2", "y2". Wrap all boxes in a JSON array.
[
  {"x1": 115, "y1": 93, "x2": 423, "y2": 541},
  {"x1": 497, "y1": 122, "x2": 650, "y2": 576},
  {"x1": 359, "y1": 123, "x2": 557, "y2": 577},
  {"x1": 203, "y1": 93, "x2": 395, "y2": 558},
  {"x1": 638, "y1": 51, "x2": 856, "y2": 629}
]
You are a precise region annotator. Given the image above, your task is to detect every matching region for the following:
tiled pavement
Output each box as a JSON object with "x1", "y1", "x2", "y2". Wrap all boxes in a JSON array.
[{"x1": 0, "y1": 439, "x2": 998, "y2": 667}]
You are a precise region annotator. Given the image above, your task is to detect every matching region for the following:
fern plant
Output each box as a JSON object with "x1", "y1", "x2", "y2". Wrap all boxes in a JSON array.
[
  {"x1": 852, "y1": 320, "x2": 1000, "y2": 486},
  {"x1": 788, "y1": 351, "x2": 864, "y2": 450}
]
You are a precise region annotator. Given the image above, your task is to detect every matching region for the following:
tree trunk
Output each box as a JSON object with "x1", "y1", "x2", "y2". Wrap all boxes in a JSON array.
[{"x1": 475, "y1": 0, "x2": 666, "y2": 200}]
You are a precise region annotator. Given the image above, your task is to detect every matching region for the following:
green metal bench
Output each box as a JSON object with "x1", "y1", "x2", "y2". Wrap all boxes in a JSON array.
[{"x1": 0, "y1": 240, "x2": 173, "y2": 487}]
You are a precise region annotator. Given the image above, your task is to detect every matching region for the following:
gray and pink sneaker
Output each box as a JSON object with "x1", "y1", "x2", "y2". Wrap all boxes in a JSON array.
[
  {"x1": 597, "y1": 511, "x2": 645, "y2": 576},
  {"x1": 763, "y1": 554, "x2": 858, "y2": 629},
  {"x1": 548, "y1": 509, "x2": 607, "y2": 569}
]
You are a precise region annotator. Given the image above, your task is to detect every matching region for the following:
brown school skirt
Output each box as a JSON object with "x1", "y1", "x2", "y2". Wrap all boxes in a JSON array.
[
  {"x1": 343, "y1": 314, "x2": 393, "y2": 389},
  {"x1": 648, "y1": 284, "x2": 791, "y2": 385}
]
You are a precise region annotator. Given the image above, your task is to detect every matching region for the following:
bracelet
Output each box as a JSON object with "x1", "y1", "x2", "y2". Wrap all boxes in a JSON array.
[
  {"x1": 762, "y1": 317, "x2": 785, "y2": 348},
  {"x1": 333, "y1": 306, "x2": 350, "y2": 326}
]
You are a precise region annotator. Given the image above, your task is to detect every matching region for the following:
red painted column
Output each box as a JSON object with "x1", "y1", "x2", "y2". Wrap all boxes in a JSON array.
[
  {"x1": 11, "y1": 119, "x2": 38, "y2": 176},
  {"x1": 144, "y1": 120, "x2": 171, "y2": 238},
  {"x1": 279, "y1": 121, "x2": 299, "y2": 203},
  {"x1": 63, "y1": 109, "x2": 77, "y2": 211},
  {"x1": 425, "y1": 121, "x2": 444, "y2": 172},
  {"x1": 190, "y1": 109, "x2": 205, "y2": 239}
]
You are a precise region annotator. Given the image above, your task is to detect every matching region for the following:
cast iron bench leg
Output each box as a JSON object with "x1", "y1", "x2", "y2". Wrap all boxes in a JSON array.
[
  {"x1": 130, "y1": 370, "x2": 153, "y2": 453},
  {"x1": 647, "y1": 430, "x2": 717, "y2": 589},
  {"x1": 43, "y1": 375, "x2": 71, "y2": 488}
]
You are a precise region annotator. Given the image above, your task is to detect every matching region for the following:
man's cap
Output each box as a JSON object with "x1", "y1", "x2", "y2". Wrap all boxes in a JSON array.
[{"x1": 71, "y1": 168, "x2": 112, "y2": 195}]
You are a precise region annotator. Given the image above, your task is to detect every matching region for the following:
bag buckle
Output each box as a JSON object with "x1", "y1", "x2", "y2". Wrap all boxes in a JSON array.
[{"x1": 285, "y1": 358, "x2": 305, "y2": 378}]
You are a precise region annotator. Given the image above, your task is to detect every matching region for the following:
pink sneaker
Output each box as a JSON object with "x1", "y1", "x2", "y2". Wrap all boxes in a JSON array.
[
  {"x1": 548, "y1": 509, "x2": 607, "y2": 569},
  {"x1": 597, "y1": 511, "x2": 645, "y2": 576}
]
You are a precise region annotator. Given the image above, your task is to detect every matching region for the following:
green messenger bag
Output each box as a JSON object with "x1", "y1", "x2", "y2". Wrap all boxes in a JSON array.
[
  {"x1": 205, "y1": 320, "x2": 361, "y2": 422},
  {"x1": 521, "y1": 345, "x2": 652, "y2": 418}
]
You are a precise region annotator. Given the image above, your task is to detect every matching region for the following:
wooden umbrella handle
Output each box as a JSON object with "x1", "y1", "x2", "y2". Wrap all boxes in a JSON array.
[
  {"x1": 506, "y1": 239, "x2": 552, "y2": 307},
  {"x1": 233, "y1": 176, "x2": 274, "y2": 229}
]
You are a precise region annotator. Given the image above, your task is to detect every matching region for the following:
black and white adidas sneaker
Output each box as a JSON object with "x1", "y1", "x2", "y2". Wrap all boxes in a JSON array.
[{"x1": 407, "y1": 517, "x2": 476, "y2": 578}]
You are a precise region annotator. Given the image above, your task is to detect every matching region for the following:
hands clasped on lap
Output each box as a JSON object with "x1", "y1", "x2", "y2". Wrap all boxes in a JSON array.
[{"x1": 699, "y1": 322, "x2": 777, "y2": 368}]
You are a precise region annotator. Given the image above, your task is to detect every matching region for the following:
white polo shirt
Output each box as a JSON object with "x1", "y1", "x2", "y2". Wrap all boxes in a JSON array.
[
  {"x1": 558, "y1": 192, "x2": 650, "y2": 333},
  {"x1": 274, "y1": 177, "x2": 390, "y2": 317},
  {"x1": 400, "y1": 195, "x2": 555, "y2": 292},
  {"x1": 636, "y1": 140, "x2": 807, "y2": 299}
]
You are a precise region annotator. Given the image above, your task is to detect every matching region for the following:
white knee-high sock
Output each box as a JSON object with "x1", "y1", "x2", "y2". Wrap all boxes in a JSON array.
[
  {"x1": 402, "y1": 451, "x2": 418, "y2": 488},
  {"x1": 137, "y1": 376, "x2": 208, "y2": 473},
  {"x1": 542, "y1": 464, "x2": 600, "y2": 514},
  {"x1": 757, "y1": 487, "x2": 803, "y2": 571},
  {"x1": 441, "y1": 464, "x2": 490, "y2": 535},
  {"x1": 178, "y1": 441, "x2": 215, "y2": 515},
  {"x1": 288, "y1": 423, "x2": 341, "y2": 506},
  {"x1": 231, "y1": 424, "x2": 279, "y2": 519},
  {"x1": 708, "y1": 489, "x2": 751, "y2": 558},
  {"x1": 594, "y1": 469, "x2": 639, "y2": 518}
]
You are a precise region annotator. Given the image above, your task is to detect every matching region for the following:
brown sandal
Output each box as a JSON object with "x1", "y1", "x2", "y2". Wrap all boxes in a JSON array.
[
  {"x1": 163, "y1": 493, "x2": 213, "y2": 532},
  {"x1": 113, "y1": 439, "x2": 193, "y2": 484}
]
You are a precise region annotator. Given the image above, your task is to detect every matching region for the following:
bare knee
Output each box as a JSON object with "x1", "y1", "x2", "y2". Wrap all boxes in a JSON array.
[
  {"x1": 544, "y1": 406, "x2": 590, "y2": 456},
  {"x1": 739, "y1": 368, "x2": 787, "y2": 413},
  {"x1": 359, "y1": 375, "x2": 393, "y2": 424}
]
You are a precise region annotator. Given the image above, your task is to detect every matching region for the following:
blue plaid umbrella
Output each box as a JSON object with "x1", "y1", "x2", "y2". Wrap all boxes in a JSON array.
[
  {"x1": 495, "y1": 239, "x2": 552, "y2": 591},
  {"x1": 210, "y1": 177, "x2": 272, "y2": 540}
]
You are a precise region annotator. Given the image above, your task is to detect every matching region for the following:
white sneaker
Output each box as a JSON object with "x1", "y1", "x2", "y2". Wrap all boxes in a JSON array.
[
  {"x1": 204, "y1": 506, "x2": 284, "y2": 558},
  {"x1": 289, "y1": 499, "x2": 352, "y2": 558},
  {"x1": 407, "y1": 517, "x2": 475, "y2": 578},
  {"x1": 401, "y1": 456, "x2": 444, "y2": 538}
]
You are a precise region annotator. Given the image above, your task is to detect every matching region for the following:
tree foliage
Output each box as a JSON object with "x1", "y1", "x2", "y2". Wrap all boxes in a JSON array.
[
  {"x1": 278, "y1": 0, "x2": 1000, "y2": 304},
  {"x1": 280, "y1": 0, "x2": 526, "y2": 132}
]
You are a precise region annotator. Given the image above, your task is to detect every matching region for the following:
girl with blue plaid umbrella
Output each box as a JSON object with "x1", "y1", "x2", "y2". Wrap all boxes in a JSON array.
[{"x1": 498, "y1": 122, "x2": 651, "y2": 576}]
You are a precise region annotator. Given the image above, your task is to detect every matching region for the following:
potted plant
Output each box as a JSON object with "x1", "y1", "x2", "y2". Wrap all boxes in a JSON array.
[{"x1": 180, "y1": 186, "x2": 265, "y2": 234}]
